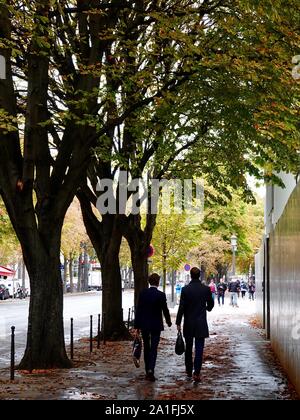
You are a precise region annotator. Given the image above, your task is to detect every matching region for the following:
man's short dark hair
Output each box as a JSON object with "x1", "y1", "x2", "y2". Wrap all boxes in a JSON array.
[
  {"x1": 190, "y1": 267, "x2": 201, "y2": 280},
  {"x1": 149, "y1": 273, "x2": 160, "y2": 286}
]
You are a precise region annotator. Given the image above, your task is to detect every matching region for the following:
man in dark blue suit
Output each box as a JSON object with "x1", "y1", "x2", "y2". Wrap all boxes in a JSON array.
[
  {"x1": 176, "y1": 267, "x2": 214, "y2": 382},
  {"x1": 134, "y1": 273, "x2": 172, "y2": 381}
]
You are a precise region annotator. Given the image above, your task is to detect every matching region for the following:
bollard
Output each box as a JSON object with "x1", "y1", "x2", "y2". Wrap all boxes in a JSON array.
[
  {"x1": 103, "y1": 312, "x2": 106, "y2": 345},
  {"x1": 127, "y1": 308, "x2": 131, "y2": 330},
  {"x1": 70, "y1": 318, "x2": 74, "y2": 360},
  {"x1": 10, "y1": 326, "x2": 15, "y2": 381},
  {"x1": 90, "y1": 315, "x2": 93, "y2": 353},
  {"x1": 97, "y1": 314, "x2": 101, "y2": 350}
]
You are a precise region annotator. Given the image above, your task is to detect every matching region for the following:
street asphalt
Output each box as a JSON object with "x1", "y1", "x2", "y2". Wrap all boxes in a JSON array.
[{"x1": 0, "y1": 290, "x2": 135, "y2": 368}]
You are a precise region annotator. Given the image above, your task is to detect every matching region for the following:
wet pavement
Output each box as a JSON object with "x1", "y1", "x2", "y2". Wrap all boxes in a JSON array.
[{"x1": 0, "y1": 298, "x2": 298, "y2": 400}]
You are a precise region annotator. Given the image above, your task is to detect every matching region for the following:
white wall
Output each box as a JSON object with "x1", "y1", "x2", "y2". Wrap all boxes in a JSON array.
[{"x1": 265, "y1": 172, "x2": 298, "y2": 235}]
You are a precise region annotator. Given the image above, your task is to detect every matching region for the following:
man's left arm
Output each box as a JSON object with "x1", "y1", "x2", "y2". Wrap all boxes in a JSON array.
[
  {"x1": 162, "y1": 294, "x2": 172, "y2": 327},
  {"x1": 206, "y1": 288, "x2": 214, "y2": 312},
  {"x1": 134, "y1": 291, "x2": 144, "y2": 330}
]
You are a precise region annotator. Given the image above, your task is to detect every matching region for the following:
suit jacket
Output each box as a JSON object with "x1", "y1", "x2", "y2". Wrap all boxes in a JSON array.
[
  {"x1": 134, "y1": 287, "x2": 171, "y2": 333},
  {"x1": 176, "y1": 279, "x2": 214, "y2": 338}
]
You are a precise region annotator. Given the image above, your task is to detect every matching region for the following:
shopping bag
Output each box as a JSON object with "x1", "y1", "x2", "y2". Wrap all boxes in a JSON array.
[
  {"x1": 175, "y1": 331, "x2": 185, "y2": 355},
  {"x1": 132, "y1": 335, "x2": 142, "y2": 368}
]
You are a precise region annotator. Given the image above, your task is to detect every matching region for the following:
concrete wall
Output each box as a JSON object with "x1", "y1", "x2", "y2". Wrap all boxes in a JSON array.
[
  {"x1": 269, "y1": 181, "x2": 300, "y2": 394},
  {"x1": 255, "y1": 243, "x2": 265, "y2": 326}
]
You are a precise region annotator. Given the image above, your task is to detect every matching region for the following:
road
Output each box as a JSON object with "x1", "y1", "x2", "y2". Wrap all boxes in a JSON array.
[{"x1": 0, "y1": 290, "x2": 134, "y2": 368}]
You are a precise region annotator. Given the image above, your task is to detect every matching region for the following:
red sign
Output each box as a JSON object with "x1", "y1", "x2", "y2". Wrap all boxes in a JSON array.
[{"x1": 147, "y1": 245, "x2": 154, "y2": 258}]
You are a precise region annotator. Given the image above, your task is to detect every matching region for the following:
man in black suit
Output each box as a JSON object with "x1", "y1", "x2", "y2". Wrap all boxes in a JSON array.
[
  {"x1": 134, "y1": 273, "x2": 172, "y2": 381},
  {"x1": 176, "y1": 267, "x2": 214, "y2": 382}
]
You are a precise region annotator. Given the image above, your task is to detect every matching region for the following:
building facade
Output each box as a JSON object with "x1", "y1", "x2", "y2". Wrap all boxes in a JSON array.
[{"x1": 255, "y1": 173, "x2": 300, "y2": 394}]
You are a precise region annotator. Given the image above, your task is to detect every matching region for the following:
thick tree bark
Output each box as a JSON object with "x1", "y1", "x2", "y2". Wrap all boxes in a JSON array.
[
  {"x1": 130, "y1": 241, "x2": 149, "y2": 308},
  {"x1": 78, "y1": 193, "x2": 130, "y2": 340},
  {"x1": 18, "y1": 227, "x2": 71, "y2": 370},
  {"x1": 101, "y1": 229, "x2": 130, "y2": 340},
  {"x1": 124, "y1": 214, "x2": 157, "y2": 308}
]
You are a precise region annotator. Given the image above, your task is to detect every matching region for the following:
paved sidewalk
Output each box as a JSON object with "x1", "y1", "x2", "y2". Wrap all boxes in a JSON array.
[{"x1": 0, "y1": 298, "x2": 298, "y2": 400}]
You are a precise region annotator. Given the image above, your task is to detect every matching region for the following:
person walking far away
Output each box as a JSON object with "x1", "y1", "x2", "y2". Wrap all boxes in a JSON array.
[
  {"x1": 209, "y1": 278, "x2": 217, "y2": 302},
  {"x1": 248, "y1": 282, "x2": 256, "y2": 301},
  {"x1": 134, "y1": 273, "x2": 172, "y2": 382},
  {"x1": 228, "y1": 277, "x2": 239, "y2": 308},
  {"x1": 176, "y1": 267, "x2": 214, "y2": 383},
  {"x1": 217, "y1": 278, "x2": 227, "y2": 306},
  {"x1": 240, "y1": 281, "x2": 248, "y2": 299}
]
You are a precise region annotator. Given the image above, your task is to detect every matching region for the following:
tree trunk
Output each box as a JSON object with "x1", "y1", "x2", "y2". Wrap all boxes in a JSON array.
[
  {"x1": 83, "y1": 248, "x2": 89, "y2": 291},
  {"x1": 129, "y1": 268, "x2": 133, "y2": 289},
  {"x1": 69, "y1": 255, "x2": 74, "y2": 293},
  {"x1": 78, "y1": 254, "x2": 83, "y2": 292},
  {"x1": 124, "y1": 214, "x2": 156, "y2": 308},
  {"x1": 22, "y1": 260, "x2": 26, "y2": 290},
  {"x1": 131, "y1": 243, "x2": 149, "y2": 308},
  {"x1": 101, "y1": 233, "x2": 130, "y2": 340},
  {"x1": 78, "y1": 193, "x2": 130, "y2": 340},
  {"x1": 63, "y1": 256, "x2": 68, "y2": 294},
  {"x1": 18, "y1": 229, "x2": 71, "y2": 370}
]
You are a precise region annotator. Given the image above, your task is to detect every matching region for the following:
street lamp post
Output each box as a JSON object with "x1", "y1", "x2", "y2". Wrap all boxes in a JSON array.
[
  {"x1": 171, "y1": 270, "x2": 175, "y2": 303},
  {"x1": 231, "y1": 235, "x2": 238, "y2": 276},
  {"x1": 162, "y1": 253, "x2": 167, "y2": 293}
]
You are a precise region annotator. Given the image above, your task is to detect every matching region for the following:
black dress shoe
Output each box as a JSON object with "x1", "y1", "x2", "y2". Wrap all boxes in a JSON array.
[
  {"x1": 193, "y1": 373, "x2": 201, "y2": 383},
  {"x1": 146, "y1": 370, "x2": 156, "y2": 382},
  {"x1": 186, "y1": 372, "x2": 193, "y2": 380}
]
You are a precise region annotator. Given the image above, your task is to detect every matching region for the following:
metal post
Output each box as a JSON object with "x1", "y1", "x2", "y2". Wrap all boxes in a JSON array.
[
  {"x1": 163, "y1": 252, "x2": 167, "y2": 293},
  {"x1": 10, "y1": 326, "x2": 15, "y2": 381},
  {"x1": 103, "y1": 312, "x2": 106, "y2": 345},
  {"x1": 232, "y1": 247, "x2": 236, "y2": 276},
  {"x1": 127, "y1": 308, "x2": 131, "y2": 330},
  {"x1": 171, "y1": 270, "x2": 175, "y2": 303},
  {"x1": 90, "y1": 315, "x2": 93, "y2": 353},
  {"x1": 70, "y1": 318, "x2": 74, "y2": 360},
  {"x1": 97, "y1": 314, "x2": 101, "y2": 349}
]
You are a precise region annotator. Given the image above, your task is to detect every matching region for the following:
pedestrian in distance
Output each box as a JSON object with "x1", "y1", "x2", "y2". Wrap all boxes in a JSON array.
[
  {"x1": 236, "y1": 279, "x2": 241, "y2": 299},
  {"x1": 240, "y1": 281, "x2": 248, "y2": 299},
  {"x1": 209, "y1": 278, "x2": 217, "y2": 302},
  {"x1": 176, "y1": 267, "x2": 214, "y2": 383},
  {"x1": 248, "y1": 282, "x2": 256, "y2": 301},
  {"x1": 217, "y1": 278, "x2": 227, "y2": 306},
  {"x1": 228, "y1": 277, "x2": 240, "y2": 308},
  {"x1": 134, "y1": 273, "x2": 172, "y2": 382}
]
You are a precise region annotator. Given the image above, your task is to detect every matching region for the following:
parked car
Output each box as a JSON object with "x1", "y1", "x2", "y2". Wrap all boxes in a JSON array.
[
  {"x1": 88, "y1": 285, "x2": 102, "y2": 292},
  {"x1": 0, "y1": 284, "x2": 10, "y2": 300},
  {"x1": 0, "y1": 280, "x2": 21, "y2": 298}
]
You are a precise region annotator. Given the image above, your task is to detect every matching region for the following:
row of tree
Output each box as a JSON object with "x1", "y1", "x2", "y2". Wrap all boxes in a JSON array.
[{"x1": 0, "y1": 1, "x2": 299, "y2": 369}]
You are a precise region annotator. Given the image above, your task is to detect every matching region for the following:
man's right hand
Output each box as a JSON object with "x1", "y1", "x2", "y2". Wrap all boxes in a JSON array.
[{"x1": 177, "y1": 325, "x2": 181, "y2": 332}]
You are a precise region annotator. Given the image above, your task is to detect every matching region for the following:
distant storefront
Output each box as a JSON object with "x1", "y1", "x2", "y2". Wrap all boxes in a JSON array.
[{"x1": 0, "y1": 265, "x2": 15, "y2": 279}]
